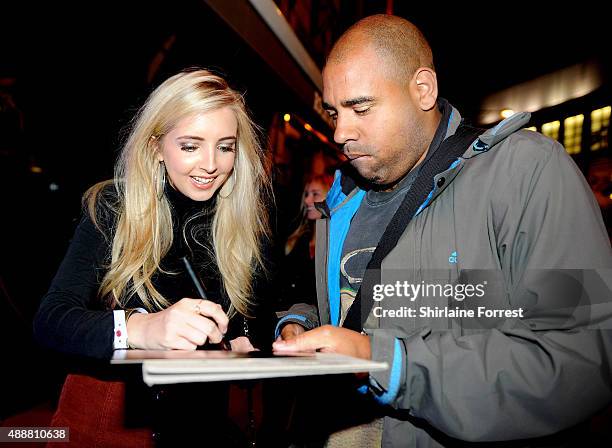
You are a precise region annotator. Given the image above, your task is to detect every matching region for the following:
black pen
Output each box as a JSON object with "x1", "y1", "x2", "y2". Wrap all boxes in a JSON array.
[{"x1": 181, "y1": 256, "x2": 231, "y2": 350}]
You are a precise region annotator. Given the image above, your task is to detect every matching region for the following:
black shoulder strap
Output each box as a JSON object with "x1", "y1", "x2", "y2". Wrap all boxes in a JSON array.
[{"x1": 342, "y1": 124, "x2": 485, "y2": 331}]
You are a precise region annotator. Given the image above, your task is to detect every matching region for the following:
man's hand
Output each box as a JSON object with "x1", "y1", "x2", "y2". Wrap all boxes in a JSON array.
[
  {"x1": 273, "y1": 325, "x2": 371, "y2": 359},
  {"x1": 277, "y1": 322, "x2": 306, "y2": 342}
]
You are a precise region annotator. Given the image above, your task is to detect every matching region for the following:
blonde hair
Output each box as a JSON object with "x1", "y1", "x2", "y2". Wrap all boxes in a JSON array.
[
  {"x1": 85, "y1": 69, "x2": 270, "y2": 317},
  {"x1": 285, "y1": 174, "x2": 332, "y2": 255}
]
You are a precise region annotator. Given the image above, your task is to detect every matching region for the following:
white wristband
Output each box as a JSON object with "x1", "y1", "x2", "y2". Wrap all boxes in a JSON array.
[
  {"x1": 113, "y1": 308, "x2": 148, "y2": 350},
  {"x1": 113, "y1": 310, "x2": 128, "y2": 349}
]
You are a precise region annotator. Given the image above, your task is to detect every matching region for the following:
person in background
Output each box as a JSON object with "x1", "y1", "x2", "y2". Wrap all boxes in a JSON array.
[
  {"x1": 33, "y1": 68, "x2": 274, "y2": 446},
  {"x1": 277, "y1": 174, "x2": 333, "y2": 308},
  {"x1": 286, "y1": 175, "x2": 332, "y2": 257}
]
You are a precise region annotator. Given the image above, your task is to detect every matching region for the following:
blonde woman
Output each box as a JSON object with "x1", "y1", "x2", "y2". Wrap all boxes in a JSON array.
[
  {"x1": 33, "y1": 69, "x2": 273, "y2": 445},
  {"x1": 285, "y1": 175, "x2": 333, "y2": 258},
  {"x1": 277, "y1": 174, "x2": 332, "y2": 309}
]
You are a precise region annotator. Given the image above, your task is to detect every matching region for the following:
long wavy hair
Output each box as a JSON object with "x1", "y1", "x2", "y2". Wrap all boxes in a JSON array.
[
  {"x1": 85, "y1": 69, "x2": 270, "y2": 317},
  {"x1": 285, "y1": 174, "x2": 332, "y2": 255}
]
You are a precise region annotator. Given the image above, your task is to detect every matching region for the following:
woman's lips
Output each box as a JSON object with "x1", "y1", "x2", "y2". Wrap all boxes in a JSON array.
[{"x1": 190, "y1": 176, "x2": 215, "y2": 189}]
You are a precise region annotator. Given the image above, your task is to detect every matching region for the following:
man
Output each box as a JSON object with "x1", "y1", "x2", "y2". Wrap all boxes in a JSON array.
[{"x1": 273, "y1": 14, "x2": 612, "y2": 447}]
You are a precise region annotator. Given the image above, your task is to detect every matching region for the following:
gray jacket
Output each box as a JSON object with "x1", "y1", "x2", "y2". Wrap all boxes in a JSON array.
[{"x1": 278, "y1": 107, "x2": 612, "y2": 447}]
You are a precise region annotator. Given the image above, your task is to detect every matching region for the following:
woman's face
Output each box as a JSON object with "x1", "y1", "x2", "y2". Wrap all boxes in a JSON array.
[
  {"x1": 304, "y1": 180, "x2": 327, "y2": 220},
  {"x1": 157, "y1": 107, "x2": 237, "y2": 202}
]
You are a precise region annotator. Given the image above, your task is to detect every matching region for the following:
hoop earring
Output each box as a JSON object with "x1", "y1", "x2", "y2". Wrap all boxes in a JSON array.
[
  {"x1": 156, "y1": 161, "x2": 166, "y2": 200},
  {"x1": 218, "y1": 172, "x2": 236, "y2": 199}
]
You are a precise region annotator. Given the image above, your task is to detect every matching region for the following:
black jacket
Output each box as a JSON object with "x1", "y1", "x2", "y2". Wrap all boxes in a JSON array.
[{"x1": 33, "y1": 182, "x2": 275, "y2": 359}]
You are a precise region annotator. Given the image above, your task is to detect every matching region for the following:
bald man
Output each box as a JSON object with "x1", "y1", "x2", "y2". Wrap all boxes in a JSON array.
[{"x1": 274, "y1": 14, "x2": 612, "y2": 447}]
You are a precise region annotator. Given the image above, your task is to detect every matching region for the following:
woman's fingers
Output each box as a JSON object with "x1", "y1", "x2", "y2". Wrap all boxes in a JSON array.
[
  {"x1": 171, "y1": 337, "x2": 198, "y2": 351},
  {"x1": 184, "y1": 313, "x2": 224, "y2": 344},
  {"x1": 175, "y1": 298, "x2": 228, "y2": 344},
  {"x1": 230, "y1": 336, "x2": 255, "y2": 353},
  {"x1": 176, "y1": 321, "x2": 211, "y2": 347},
  {"x1": 138, "y1": 298, "x2": 230, "y2": 350},
  {"x1": 189, "y1": 299, "x2": 229, "y2": 334}
]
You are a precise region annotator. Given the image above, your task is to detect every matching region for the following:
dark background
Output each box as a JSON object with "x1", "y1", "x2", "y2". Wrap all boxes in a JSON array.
[{"x1": 1, "y1": 0, "x2": 610, "y2": 421}]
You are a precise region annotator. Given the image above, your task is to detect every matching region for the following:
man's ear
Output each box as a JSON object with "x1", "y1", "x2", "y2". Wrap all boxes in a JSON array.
[{"x1": 412, "y1": 68, "x2": 438, "y2": 111}]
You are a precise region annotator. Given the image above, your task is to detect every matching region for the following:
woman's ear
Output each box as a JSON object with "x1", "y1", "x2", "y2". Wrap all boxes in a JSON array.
[
  {"x1": 151, "y1": 135, "x2": 164, "y2": 162},
  {"x1": 412, "y1": 68, "x2": 438, "y2": 111}
]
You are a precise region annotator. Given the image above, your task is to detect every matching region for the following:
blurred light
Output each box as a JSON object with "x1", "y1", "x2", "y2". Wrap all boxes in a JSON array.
[
  {"x1": 283, "y1": 113, "x2": 291, "y2": 122},
  {"x1": 30, "y1": 165, "x2": 43, "y2": 174},
  {"x1": 542, "y1": 120, "x2": 560, "y2": 141},
  {"x1": 49, "y1": 183, "x2": 59, "y2": 191},
  {"x1": 479, "y1": 61, "x2": 603, "y2": 125},
  {"x1": 591, "y1": 106, "x2": 611, "y2": 151},
  {"x1": 609, "y1": 193, "x2": 612, "y2": 200},
  {"x1": 500, "y1": 109, "x2": 515, "y2": 119},
  {"x1": 304, "y1": 123, "x2": 313, "y2": 131},
  {"x1": 564, "y1": 114, "x2": 584, "y2": 155}
]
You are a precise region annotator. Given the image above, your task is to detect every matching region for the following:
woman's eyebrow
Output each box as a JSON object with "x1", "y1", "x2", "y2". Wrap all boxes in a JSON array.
[
  {"x1": 176, "y1": 135, "x2": 236, "y2": 141},
  {"x1": 176, "y1": 135, "x2": 204, "y2": 141}
]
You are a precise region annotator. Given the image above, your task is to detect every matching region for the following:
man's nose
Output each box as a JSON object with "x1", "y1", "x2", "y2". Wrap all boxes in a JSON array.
[{"x1": 333, "y1": 115, "x2": 358, "y2": 145}]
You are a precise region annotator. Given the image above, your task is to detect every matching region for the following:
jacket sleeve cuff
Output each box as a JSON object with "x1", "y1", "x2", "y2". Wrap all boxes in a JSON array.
[
  {"x1": 364, "y1": 329, "x2": 405, "y2": 405},
  {"x1": 275, "y1": 303, "x2": 319, "y2": 338},
  {"x1": 274, "y1": 313, "x2": 317, "y2": 338}
]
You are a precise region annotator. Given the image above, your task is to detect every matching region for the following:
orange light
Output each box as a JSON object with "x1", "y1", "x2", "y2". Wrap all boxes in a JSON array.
[
  {"x1": 30, "y1": 166, "x2": 43, "y2": 174},
  {"x1": 304, "y1": 123, "x2": 313, "y2": 131},
  {"x1": 283, "y1": 113, "x2": 291, "y2": 122},
  {"x1": 500, "y1": 109, "x2": 515, "y2": 119}
]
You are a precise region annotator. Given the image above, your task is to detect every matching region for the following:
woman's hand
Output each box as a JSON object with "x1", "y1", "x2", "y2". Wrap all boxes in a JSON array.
[
  {"x1": 229, "y1": 336, "x2": 256, "y2": 353},
  {"x1": 126, "y1": 298, "x2": 229, "y2": 350}
]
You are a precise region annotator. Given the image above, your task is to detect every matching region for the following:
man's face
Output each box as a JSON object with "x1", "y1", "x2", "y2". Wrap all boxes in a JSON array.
[{"x1": 323, "y1": 46, "x2": 428, "y2": 186}]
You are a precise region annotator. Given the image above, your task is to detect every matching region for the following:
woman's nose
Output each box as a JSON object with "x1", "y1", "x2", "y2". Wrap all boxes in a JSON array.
[{"x1": 198, "y1": 147, "x2": 217, "y2": 174}]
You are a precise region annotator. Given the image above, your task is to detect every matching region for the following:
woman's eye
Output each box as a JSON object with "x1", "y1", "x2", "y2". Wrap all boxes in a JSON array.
[
  {"x1": 180, "y1": 144, "x2": 198, "y2": 152},
  {"x1": 355, "y1": 107, "x2": 370, "y2": 115},
  {"x1": 218, "y1": 145, "x2": 236, "y2": 152}
]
